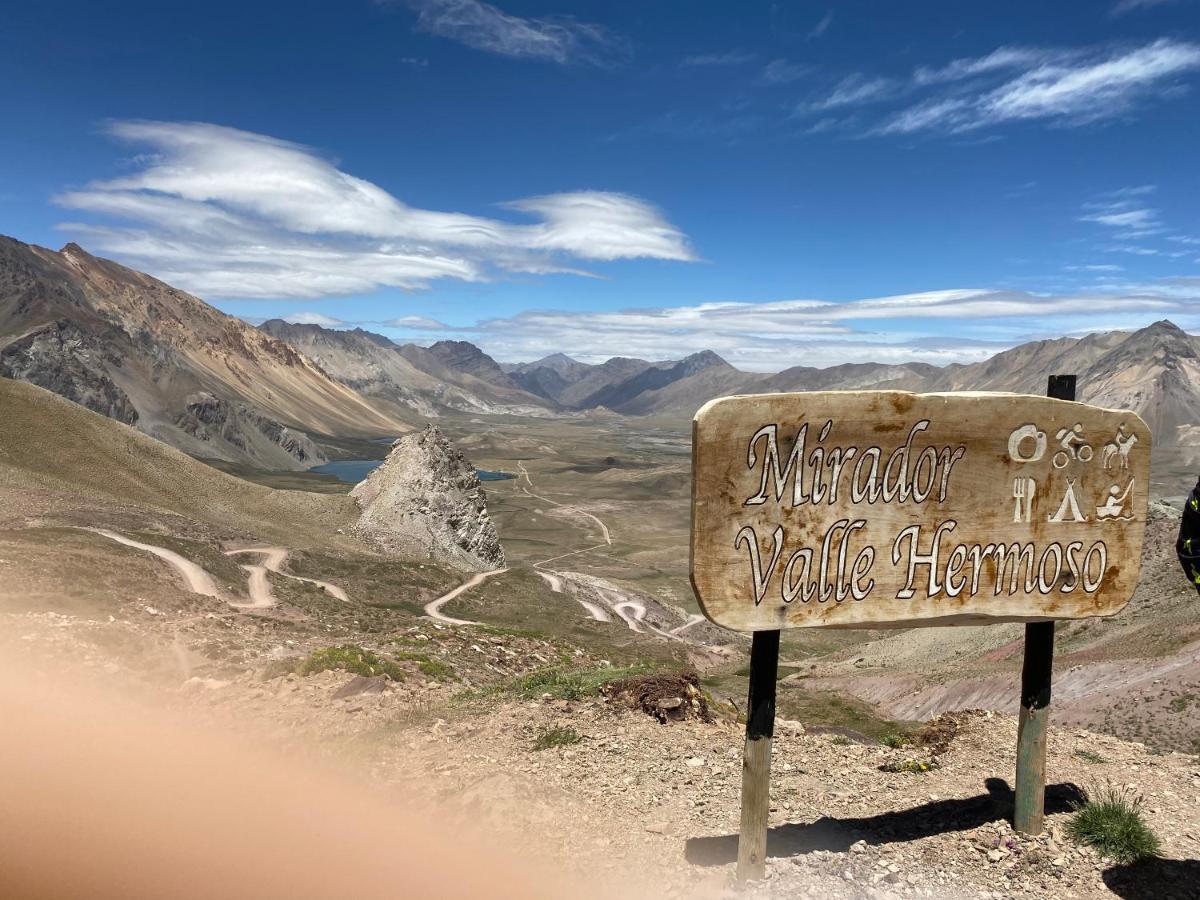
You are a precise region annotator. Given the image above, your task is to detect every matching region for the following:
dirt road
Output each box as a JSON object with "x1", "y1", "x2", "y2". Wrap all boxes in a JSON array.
[
  {"x1": 424, "y1": 569, "x2": 508, "y2": 625},
  {"x1": 518, "y1": 462, "x2": 612, "y2": 547},
  {"x1": 225, "y1": 547, "x2": 349, "y2": 605},
  {"x1": 87, "y1": 529, "x2": 222, "y2": 599}
]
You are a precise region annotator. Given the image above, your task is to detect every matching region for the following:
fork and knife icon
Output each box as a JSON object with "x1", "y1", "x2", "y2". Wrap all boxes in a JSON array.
[{"x1": 1012, "y1": 477, "x2": 1036, "y2": 523}]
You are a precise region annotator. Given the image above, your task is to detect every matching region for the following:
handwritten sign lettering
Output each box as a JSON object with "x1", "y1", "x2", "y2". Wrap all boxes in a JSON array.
[{"x1": 690, "y1": 391, "x2": 1151, "y2": 631}]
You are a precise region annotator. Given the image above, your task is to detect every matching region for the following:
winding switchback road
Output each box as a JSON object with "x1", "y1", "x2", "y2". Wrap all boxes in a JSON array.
[
  {"x1": 424, "y1": 569, "x2": 508, "y2": 625},
  {"x1": 87, "y1": 529, "x2": 222, "y2": 599},
  {"x1": 224, "y1": 547, "x2": 349, "y2": 607}
]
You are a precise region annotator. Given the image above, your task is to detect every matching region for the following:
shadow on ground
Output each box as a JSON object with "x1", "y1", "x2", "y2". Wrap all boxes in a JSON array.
[
  {"x1": 1102, "y1": 858, "x2": 1200, "y2": 900},
  {"x1": 685, "y1": 778, "x2": 1084, "y2": 866}
]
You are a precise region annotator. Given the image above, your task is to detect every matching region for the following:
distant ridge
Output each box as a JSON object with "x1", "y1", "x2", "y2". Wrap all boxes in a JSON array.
[{"x1": 257, "y1": 312, "x2": 1200, "y2": 451}]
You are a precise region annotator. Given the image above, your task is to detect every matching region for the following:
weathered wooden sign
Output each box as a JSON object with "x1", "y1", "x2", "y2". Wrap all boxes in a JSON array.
[{"x1": 691, "y1": 390, "x2": 1151, "y2": 632}]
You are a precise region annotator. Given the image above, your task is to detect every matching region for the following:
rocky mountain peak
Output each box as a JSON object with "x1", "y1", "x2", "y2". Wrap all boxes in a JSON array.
[
  {"x1": 426, "y1": 340, "x2": 517, "y2": 388},
  {"x1": 349, "y1": 425, "x2": 505, "y2": 571},
  {"x1": 675, "y1": 349, "x2": 733, "y2": 375},
  {"x1": 1098, "y1": 319, "x2": 1197, "y2": 371}
]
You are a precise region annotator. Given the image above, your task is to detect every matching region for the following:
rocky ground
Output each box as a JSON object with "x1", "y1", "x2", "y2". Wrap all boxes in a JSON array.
[{"x1": 9, "y1": 598, "x2": 1199, "y2": 900}]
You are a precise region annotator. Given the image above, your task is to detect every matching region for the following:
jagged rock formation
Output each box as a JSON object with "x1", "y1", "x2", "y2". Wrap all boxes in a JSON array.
[
  {"x1": 350, "y1": 425, "x2": 505, "y2": 571},
  {"x1": 175, "y1": 393, "x2": 326, "y2": 466},
  {"x1": 0, "y1": 235, "x2": 407, "y2": 469},
  {"x1": 0, "y1": 319, "x2": 139, "y2": 424}
]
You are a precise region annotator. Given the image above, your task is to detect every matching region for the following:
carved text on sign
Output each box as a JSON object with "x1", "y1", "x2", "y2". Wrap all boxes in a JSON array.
[{"x1": 690, "y1": 392, "x2": 1151, "y2": 631}]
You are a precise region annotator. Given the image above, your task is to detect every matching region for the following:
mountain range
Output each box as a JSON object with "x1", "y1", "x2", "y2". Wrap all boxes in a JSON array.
[
  {"x1": 0, "y1": 237, "x2": 408, "y2": 469},
  {"x1": 3, "y1": 234, "x2": 1200, "y2": 469}
]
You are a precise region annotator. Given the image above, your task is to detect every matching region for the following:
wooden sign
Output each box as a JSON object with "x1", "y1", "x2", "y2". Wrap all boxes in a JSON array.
[{"x1": 691, "y1": 391, "x2": 1151, "y2": 632}]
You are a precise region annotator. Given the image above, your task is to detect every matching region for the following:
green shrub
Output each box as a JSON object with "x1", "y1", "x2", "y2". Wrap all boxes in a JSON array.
[
  {"x1": 1067, "y1": 785, "x2": 1161, "y2": 864},
  {"x1": 880, "y1": 732, "x2": 910, "y2": 748},
  {"x1": 392, "y1": 650, "x2": 455, "y2": 682},
  {"x1": 516, "y1": 664, "x2": 653, "y2": 701},
  {"x1": 1074, "y1": 749, "x2": 1108, "y2": 764},
  {"x1": 295, "y1": 645, "x2": 405, "y2": 681},
  {"x1": 533, "y1": 725, "x2": 582, "y2": 751},
  {"x1": 880, "y1": 758, "x2": 939, "y2": 774}
]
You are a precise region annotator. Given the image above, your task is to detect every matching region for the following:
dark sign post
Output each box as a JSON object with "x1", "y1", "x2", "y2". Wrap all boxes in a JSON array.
[
  {"x1": 736, "y1": 628, "x2": 779, "y2": 882},
  {"x1": 690, "y1": 383, "x2": 1151, "y2": 882},
  {"x1": 1013, "y1": 374, "x2": 1075, "y2": 835}
]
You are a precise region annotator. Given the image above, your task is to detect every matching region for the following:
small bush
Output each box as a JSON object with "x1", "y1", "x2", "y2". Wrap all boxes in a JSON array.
[
  {"x1": 516, "y1": 664, "x2": 653, "y2": 701},
  {"x1": 533, "y1": 725, "x2": 582, "y2": 751},
  {"x1": 1074, "y1": 749, "x2": 1108, "y2": 764},
  {"x1": 1169, "y1": 693, "x2": 1197, "y2": 713},
  {"x1": 880, "y1": 758, "x2": 939, "y2": 774},
  {"x1": 880, "y1": 732, "x2": 910, "y2": 748},
  {"x1": 392, "y1": 650, "x2": 455, "y2": 682},
  {"x1": 294, "y1": 646, "x2": 405, "y2": 681},
  {"x1": 831, "y1": 736, "x2": 852, "y2": 746},
  {"x1": 1067, "y1": 785, "x2": 1161, "y2": 864}
]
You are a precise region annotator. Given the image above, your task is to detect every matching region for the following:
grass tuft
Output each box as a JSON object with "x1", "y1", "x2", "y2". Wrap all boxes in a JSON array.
[
  {"x1": 392, "y1": 649, "x2": 455, "y2": 682},
  {"x1": 879, "y1": 758, "x2": 939, "y2": 774},
  {"x1": 532, "y1": 725, "x2": 582, "y2": 751},
  {"x1": 516, "y1": 664, "x2": 655, "y2": 701},
  {"x1": 1067, "y1": 784, "x2": 1161, "y2": 864},
  {"x1": 880, "y1": 732, "x2": 911, "y2": 748},
  {"x1": 1074, "y1": 749, "x2": 1108, "y2": 764},
  {"x1": 294, "y1": 645, "x2": 405, "y2": 681}
]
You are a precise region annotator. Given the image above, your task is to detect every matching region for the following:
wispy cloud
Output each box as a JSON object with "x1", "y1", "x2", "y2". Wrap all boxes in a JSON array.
[
  {"x1": 393, "y1": 0, "x2": 628, "y2": 66},
  {"x1": 879, "y1": 38, "x2": 1200, "y2": 135},
  {"x1": 759, "y1": 59, "x2": 808, "y2": 85},
  {"x1": 388, "y1": 315, "x2": 453, "y2": 330},
  {"x1": 428, "y1": 286, "x2": 1193, "y2": 370},
  {"x1": 807, "y1": 11, "x2": 834, "y2": 41},
  {"x1": 1081, "y1": 207, "x2": 1160, "y2": 229},
  {"x1": 1110, "y1": 0, "x2": 1180, "y2": 16},
  {"x1": 806, "y1": 74, "x2": 897, "y2": 112},
  {"x1": 55, "y1": 121, "x2": 695, "y2": 299},
  {"x1": 912, "y1": 46, "x2": 1057, "y2": 86},
  {"x1": 282, "y1": 312, "x2": 346, "y2": 326}
]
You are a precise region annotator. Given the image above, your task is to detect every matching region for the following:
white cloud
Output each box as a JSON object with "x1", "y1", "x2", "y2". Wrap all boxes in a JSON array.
[
  {"x1": 807, "y1": 11, "x2": 834, "y2": 40},
  {"x1": 447, "y1": 286, "x2": 1191, "y2": 370},
  {"x1": 880, "y1": 38, "x2": 1200, "y2": 134},
  {"x1": 810, "y1": 74, "x2": 896, "y2": 111},
  {"x1": 388, "y1": 315, "x2": 452, "y2": 329},
  {"x1": 759, "y1": 59, "x2": 808, "y2": 85},
  {"x1": 54, "y1": 121, "x2": 695, "y2": 299},
  {"x1": 912, "y1": 47, "x2": 1057, "y2": 86},
  {"x1": 1081, "y1": 207, "x2": 1159, "y2": 228},
  {"x1": 397, "y1": 0, "x2": 627, "y2": 66},
  {"x1": 1111, "y1": 0, "x2": 1179, "y2": 16},
  {"x1": 283, "y1": 312, "x2": 345, "y2": 326}
]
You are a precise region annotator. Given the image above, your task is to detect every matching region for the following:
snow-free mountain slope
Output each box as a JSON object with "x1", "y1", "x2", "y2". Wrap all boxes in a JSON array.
[{"x1": 0, "y1": 236, "x2": 407, "y2": 469}]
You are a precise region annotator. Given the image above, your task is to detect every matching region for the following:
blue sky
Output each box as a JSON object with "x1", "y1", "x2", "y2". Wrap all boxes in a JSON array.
[{"x1": 2, "y1": 0, "x2": 1199, "y2": 369}]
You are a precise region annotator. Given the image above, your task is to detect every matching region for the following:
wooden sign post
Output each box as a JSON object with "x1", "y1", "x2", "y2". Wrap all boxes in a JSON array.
[{"x1": 690, "y1": 384, "x2": 1151, "y2": 881}]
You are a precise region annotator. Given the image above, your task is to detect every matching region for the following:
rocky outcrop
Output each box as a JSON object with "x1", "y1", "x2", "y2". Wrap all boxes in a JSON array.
[
  {"x1": 174, "y1": 393, "x2": 326, "y2": 467},
  {"x1": 0, "y1": 320, "x2": 139, "y2": 425},
  {"x1": 349, "y1": 425, "x2": 505, "y2": 571}
]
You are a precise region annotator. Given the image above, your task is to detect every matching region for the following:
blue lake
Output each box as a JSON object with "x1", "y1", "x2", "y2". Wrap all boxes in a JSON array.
[{"x1": 311, "y1": 459, "x2": 516, "y2": 484}]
